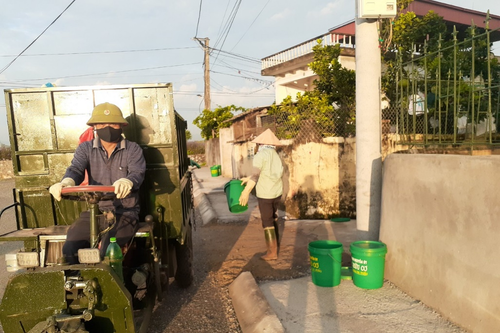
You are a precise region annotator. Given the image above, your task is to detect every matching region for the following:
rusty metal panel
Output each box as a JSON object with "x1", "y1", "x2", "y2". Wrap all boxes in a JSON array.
[
  {"x1": 18, "y1": 189, "x2": 56, "y2": 228},
  {"x1": 94, "y1": 88, "x2": 132, "y2": 118},
  {"x1": 133, "y1": 87, "x2": 173, "y2": 145},
  {"x1": 52, "y1": 90, "x2": 93, "y2": 115},
  {"x1": 18, "y1": 155, "x2": 46, "y2": 174},
  {"x1": 142, "y1": 146, "x2": 174, "y2": 166},
  {"x1": 48, "y1": 153, "x2": 75, "y2": 182},
  {"x1": 54, "y1": 115, "x2": 91, "y2": 150},
  {"x1": 10, "y1": 92, "x2": 53, "y2": 151}
]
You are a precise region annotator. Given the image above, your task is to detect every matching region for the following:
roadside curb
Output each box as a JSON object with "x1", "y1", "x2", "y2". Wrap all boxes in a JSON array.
[
  {"x1": 191, "y1": 169, "x2": 218, "y2": 225},
  {"x1": 228, "y1": 271, "x2": 285, "y2": 333}
]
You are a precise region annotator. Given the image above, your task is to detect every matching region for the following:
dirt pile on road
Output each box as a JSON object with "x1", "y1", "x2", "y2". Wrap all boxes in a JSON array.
[{"x1": 0, "y1": 161, "x2": 13, "y2": 180}]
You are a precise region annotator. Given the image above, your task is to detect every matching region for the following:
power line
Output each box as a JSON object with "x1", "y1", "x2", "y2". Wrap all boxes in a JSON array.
[
  {"x1": 218, "y1": 60, "x2": 261, "y2": 76},
  {"x1": 174, "y1": 90, "x2": 273, "y2": 97},
  {"x1": 211, "y1": 78, "x2": 240, "y2": 93},
  {"x1": 216, "y1": 0, "x2": 233, "y2": 42},
  {"x1": 212, "y1": 0, "x2": 243, "y2": 66},
  {"x1": 0, "y1": 62, "x2": 202, "y2": 84},
  {"x1": 211, "y1": 70, "x2": 272, "y2": 85},
  {"x1": 194, "y1": 0, "x2": 203, "y2": 37},
  {"x1": 213, "y1": 0, "x2": 240, "y2": 50},
  {"x1": 209, "y1": 46, "x2": 260, "y2": 63},
  {"x1": 231, "y1": 0, "x2": 272, "y2": 51},
  {"x1": 0, "y1": 46, "x2": 197, "y2": 58},
  {"x1": 0, "y1": 0, "x2": 77, "y2": 75}
]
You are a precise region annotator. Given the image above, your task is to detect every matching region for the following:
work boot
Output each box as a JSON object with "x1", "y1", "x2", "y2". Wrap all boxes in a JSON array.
[
  {"x1": 261, "y1": 227, "x2": 278, "y2": 261},
  {"x1": 273, "y1": 219, "x2": 280, "y2": 249}
]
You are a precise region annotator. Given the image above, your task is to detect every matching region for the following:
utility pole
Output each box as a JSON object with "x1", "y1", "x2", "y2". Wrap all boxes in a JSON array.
[
  {"x1": 193, "y1": 37, "x2": 211, "y2": 111},
  {"x1": 355, "y1": 1, "x2": 382, "y2": 241},
  {"x1": 354, "y1": 0, "x2": 395, "y2": 240}
]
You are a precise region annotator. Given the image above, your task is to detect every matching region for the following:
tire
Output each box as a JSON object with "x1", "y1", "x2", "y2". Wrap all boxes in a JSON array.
[{"x1": 174, "y1": 226, "x2": 194, "y2": 288}]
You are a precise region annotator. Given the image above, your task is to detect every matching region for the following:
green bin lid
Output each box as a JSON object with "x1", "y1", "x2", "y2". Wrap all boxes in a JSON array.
[
  {"x1": 330, "y1": 217, "x2": 350, "y2": 223},
  {"x1": 350, "y1": 241, "x2": 387, "y2": 255}
]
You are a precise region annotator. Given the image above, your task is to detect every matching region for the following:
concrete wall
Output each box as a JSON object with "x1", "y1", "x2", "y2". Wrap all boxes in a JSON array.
[
  {"x1": 273, "y1": 54, "x2": 355, "y2": 104},
  {"x1": 231, "y1": 141, "x2": 259, "y2": 180},
  {"x1": 379, "y1": 154, "x2": 500, "y2": 333},
  {"x1": 281, "y1": 138, "x2": 357, "y2": 218},
  {"x1": 234, "y1": 137, "x2": 357, "y2": 219},
  {"x1": 213, "y1": 132, "x2": 416, "y2": 218},
  {"x1": 219, "y1": 128, "x2": 233, "y2": 178},
  {"x1": 204, "y1": 138, "x2": 221, "y2": 168}
]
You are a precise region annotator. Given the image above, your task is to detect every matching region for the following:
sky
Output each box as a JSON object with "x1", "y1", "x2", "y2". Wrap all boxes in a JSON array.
[{"x1": 0, "y1": 0, "x2": 499, "y2": 145}]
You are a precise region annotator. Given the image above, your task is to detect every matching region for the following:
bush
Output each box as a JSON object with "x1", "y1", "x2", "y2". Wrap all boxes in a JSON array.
[
  {"x1": 0, "y1": 146, "x2": 11, "y2": 160},
  {"x1": 187, "y1": 141, "x2": 205, "y2": 155}
]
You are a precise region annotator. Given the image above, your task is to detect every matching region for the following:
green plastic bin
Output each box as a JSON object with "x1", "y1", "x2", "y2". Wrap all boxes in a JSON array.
[
  {"x1": 308, "y1": 240, "x2": 343, "y2": 287},
  {"x1": 224, "y1": 180, "x2": 248, "y2": 213},
  {"x1": 350, "y1": 241, "x2": 387, "y2": 289},
  {"x1": 216, "y1": 165, "x2": 221, "y2": 176},
  {"x1": 210, "y1": 165, "x2": 219, "y2": 177}
]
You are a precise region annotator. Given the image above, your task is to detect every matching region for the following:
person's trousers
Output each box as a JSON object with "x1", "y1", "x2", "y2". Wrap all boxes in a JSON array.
[
  {"x1": 257, "y1": 196, "x2": 281, "y2": 228},
  {"x1": 62, "y1": 210, "x2": 137, "y2": 264}
]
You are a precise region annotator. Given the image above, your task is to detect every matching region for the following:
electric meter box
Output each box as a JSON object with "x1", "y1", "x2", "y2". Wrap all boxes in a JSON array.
[{"x1": 358, "y1": 0, "x2": 397, "y2": 18}]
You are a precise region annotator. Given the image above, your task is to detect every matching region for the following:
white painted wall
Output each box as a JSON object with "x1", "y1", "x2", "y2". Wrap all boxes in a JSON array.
[
  {"x1": 219, "y1": 128, "x2": 233, "y2": 178},
  {"x1": 273, "y1": 54, "x2": 356, "y2": 104}
]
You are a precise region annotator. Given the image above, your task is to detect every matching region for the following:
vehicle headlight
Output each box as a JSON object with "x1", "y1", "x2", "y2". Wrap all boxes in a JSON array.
[
  {"x1": 16, "y1": 252, "x2": 40, "y2": 268},
  {"x1": 78, "y1": 249, "x2": 101, "y2": 264}
]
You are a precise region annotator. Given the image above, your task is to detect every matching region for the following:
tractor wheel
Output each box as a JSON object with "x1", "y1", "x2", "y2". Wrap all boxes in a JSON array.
[{"x1": 174, "y1": 228, "x2": 194, "y2": 288}]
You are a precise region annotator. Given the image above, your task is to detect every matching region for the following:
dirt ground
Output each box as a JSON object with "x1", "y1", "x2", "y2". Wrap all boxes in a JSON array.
[
  {"x1": 0, "y1": 162, "x2": 13, "y2": 180},
  {"x1": 199, "y1": 212, "x2": 355, "y2": 287}
]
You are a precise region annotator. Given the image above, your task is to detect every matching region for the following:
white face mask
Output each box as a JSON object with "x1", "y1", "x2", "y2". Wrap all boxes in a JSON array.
[{"x1": 258, "y1": 145, "x2": 275, "y2": 152}]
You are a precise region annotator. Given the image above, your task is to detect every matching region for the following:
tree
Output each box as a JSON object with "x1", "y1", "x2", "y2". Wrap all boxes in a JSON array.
[
  {"x1": 193, "y1": 105, "x2": 246, "y2": 140},
  {"x1": 380, "y1": 7, "x2": 448, "y2": 106},
  {"x1": 269, "y1": 93, "x2": 335, "y2": 140},
  {"x1": 186, "y1": 130, "x2": 192, "y2": 140},
  {"x1": 309, "y1": 42, "x2": 356, "y2": 136},
  {"x1": 380, "y1": 0, "x2": 500, "y2": 130},
  {"x1": 0, "y1": 145, "x2": 11, "y2": 160},
  {"x1": 269, "y1": 41, "x2": 356, "y2": 138},
  {"x1": 309, "y1": 43, "x2": 356, "y2": 110}
]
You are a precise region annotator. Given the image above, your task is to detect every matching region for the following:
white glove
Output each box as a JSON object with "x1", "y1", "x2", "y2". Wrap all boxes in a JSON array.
[
  {"x1": 239, "y1": 178, "x2": 256, "y2": 206},
  {"x1": 113, "y1": 178, "x2": 133, "y2": 199},
  {"x1": 49, "y1": 177, "x2": 75, "y2": 201}
]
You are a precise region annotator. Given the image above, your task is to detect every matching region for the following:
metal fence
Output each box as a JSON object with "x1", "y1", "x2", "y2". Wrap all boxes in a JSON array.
[
  {"x1": 391, "y1": 20, "x2": 500, "y2": 147},
  {"x1": 267, "y1": 106, "x2": 355, "y2": 142},
  {"x1": 265, "y1": 16, "x2": 500, "y2": 148},
  {"x1": 262, "y1": 107, "x2": 356, "y2": 143}
]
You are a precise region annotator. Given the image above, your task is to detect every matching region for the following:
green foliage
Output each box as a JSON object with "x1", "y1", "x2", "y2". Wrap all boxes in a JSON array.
[
  {"x1": 186, "y1": 130, "x2": 192, "y2": 140},
  {"x1": 309, "y1": 42, "x2": 356, "y2": 109},
  {"x1": 187, "y1": 141, "x2": 205, "y2": 155},
  {"x1": 381, "y1": 4, "x2": 452, "y2": 106},
  {"x1": 269, "y1": 93, "x2": 336, "y2": 139},
  {"x1": 380, "y1": 0, "x2": 500, "y2": 136},
  {"x1": 0, "y1": 146, "x2": 11, "y2": 160},
  {"x1": 270, "y1": 41, "x2": 356, "y2": 138},
  {"x1": 192, "y1": 105, "x2": 246, "y2": 140}
]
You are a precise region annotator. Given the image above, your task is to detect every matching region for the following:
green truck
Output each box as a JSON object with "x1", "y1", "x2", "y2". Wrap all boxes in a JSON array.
[{"x1": 0, "y1": 83, "x2": 194, "y2": 333}]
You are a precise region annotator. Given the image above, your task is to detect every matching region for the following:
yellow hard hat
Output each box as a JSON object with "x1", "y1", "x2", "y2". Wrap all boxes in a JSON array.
[{"x1": 86, "y1": 103, "x2": 128, "y2": 126}]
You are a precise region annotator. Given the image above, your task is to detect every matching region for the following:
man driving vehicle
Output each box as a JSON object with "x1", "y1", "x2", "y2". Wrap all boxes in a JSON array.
[{"x1": 49, "y1": 102, "x2": 146, "y2": 264}]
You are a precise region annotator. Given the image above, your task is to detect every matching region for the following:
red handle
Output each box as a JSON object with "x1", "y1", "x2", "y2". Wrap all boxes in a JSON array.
[{"x1": 61, "y1": 185, "x2": 115, "y2": 194}]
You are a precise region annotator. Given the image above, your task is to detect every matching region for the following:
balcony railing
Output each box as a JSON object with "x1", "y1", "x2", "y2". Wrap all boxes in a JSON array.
[{"x1": 261, "y1": 33, "x2": 355, "y2": 71}]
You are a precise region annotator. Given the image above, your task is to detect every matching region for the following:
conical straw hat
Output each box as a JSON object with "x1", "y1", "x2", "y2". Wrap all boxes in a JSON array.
[{"x1": 252, "y1": 129, "x2": 283, "y2": 146}]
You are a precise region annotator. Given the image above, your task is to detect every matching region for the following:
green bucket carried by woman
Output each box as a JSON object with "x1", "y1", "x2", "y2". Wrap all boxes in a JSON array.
[
  {"x1": 308, "y1": 240, "x2": 343, "y2": 287},
  {"x1": 224, "y1": 180, "x2": 248, "y2": 213}
]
